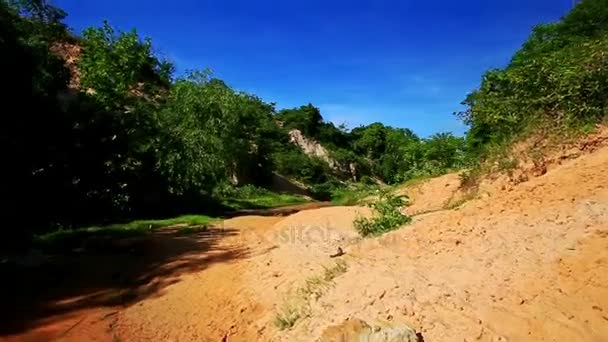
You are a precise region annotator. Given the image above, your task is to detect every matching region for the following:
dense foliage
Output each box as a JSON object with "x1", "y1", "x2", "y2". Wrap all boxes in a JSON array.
[
  {"x1": 20, "y1": 0, "x2": 602, "y2": 246},
  {"x1": 0, "y1": 0, "x2": 471, "y2": 245},
  {"x1": 1, "y1": 1, "x2": 285, "y2": 242},
  {"x1": 1, "y1": 1, "x2": 300, "y2": 239},
  {"x1": 350, "y1": 125, "x2": 466, "y2": 183},
  {"x1": 2, "y1": 0, "x2": 76, "y2": 244},
  {"x1": 274, "y1": 106, "x2": 467, "y2": 185},
  {"x1": 459, "y1": 0, "x2": 608, "y2": 154}
]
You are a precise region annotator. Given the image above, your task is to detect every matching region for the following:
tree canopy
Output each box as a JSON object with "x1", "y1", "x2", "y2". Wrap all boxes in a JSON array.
[
  {"x1": 458, "y1": 0, "x2": 608, "y2": 154},
  {"x1": 4, "y1": 0, "x2": 606, "y2": 247}
]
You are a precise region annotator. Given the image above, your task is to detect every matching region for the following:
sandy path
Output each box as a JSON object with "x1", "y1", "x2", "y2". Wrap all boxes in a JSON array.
[
  {"x1": 279, "y1": 145, "x2": 608, "y2": 341},
  {"x1": 114, "y1": 207, "x2": 371, "y2": 341},
  {"x1": 114, "y1": 216, "x2": 284, "y2": 342}
]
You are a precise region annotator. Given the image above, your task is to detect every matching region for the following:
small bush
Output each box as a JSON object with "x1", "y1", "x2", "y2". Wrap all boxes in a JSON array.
[
  {"x1": 274, "y1": 305, "x2": 301, "y2": 330},
  {"x1": 354, "y1": 192, "x2": 411, "y2": 237},
  {"x1": 458, "y1": 169, "x2": 481, "y2": 190},
  {"x1": 309, "y1": 180, "x2": 345, "y2": 201}
]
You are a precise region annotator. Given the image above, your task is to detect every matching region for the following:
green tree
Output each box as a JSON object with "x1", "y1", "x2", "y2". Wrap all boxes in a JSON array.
[
  {"x1": 276, "y1": 104, "x2": 324, "y2": 137},
  {"x1": 352, "y1": 123, "x2": 388, "y2": 159},
  {"x1": 422, "y1": 133, "x2": 466, "y2": 170},
  {"x1": 1, "y1": 0, "x2": 74, "y2": 241},
  {"x1": 79, "y1": 21, "x2": 173, "y2": 110},
  {"x1": 8, "y1": 0, "x2": 66, "y2": 23},
  {"x1": 155, "y1": 71, "x2": 283, "y2": 193},
  {"x1": 154, "y1": 71, "x2": 226, "y2": 193}
]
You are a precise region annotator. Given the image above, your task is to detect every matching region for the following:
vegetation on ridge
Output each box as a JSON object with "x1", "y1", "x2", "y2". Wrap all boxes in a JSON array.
[
  {"x1": 459, "y1": 0, "x2": 608, "y2": 157},
  {"x1": 2, "y1": 0, "x2": 608, "y2": 247}
]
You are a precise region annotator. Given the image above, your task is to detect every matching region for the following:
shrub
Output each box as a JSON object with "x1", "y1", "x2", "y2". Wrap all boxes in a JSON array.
[
  {"x1": 272, "y1": 148, "x2": 331, "y2": 184},
  {"x1": 354, "y1": 192, "x2": 411, "y2": 237},
  {"x1": 458, "y1": 169, "x2": 480, "y2": 190},
  {"x1": 458, "y1": 0, "x2": 608, "y2": 156},
  {"x1": 309, "y1": 180, "x2": 343, "y2": 201},
  {"x1": 213, "y1": 183, "x2": 271, "y2": 199}
]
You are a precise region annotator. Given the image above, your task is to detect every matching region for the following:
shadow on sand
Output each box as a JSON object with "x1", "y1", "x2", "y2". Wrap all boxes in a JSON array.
[
  {"x1": 0, "y1": 226, "x2": 245, "y2": 337},
  {"x1": 0, "y1": 202, "x2": 333, "y2": 339}
]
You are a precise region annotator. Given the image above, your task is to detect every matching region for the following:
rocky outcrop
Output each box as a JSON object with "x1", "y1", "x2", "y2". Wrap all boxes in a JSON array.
[
  {"x1": 320, "y1": 318, "x2": 421, "y2": 342},
  {"x1": 288, "y1": 129, "x2": 337, "y2": 169},
  {"x1": 50, "y1": 41, "x2": 81, "y2": 90}
]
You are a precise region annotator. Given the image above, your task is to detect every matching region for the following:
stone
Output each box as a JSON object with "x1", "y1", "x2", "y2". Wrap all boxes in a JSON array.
[{"x1": 320, "y1": 318, "x2": 420, "y2": 342}]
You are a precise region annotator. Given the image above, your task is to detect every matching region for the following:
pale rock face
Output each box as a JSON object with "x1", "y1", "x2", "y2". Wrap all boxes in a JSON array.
[{"x1": 288, "y1": 129, "x2": 337, "y2": 169}]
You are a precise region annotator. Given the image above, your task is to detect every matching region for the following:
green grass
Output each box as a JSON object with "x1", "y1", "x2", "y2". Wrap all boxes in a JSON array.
[
  {"x1": 274, "y1": 260, "x2": 347, "y2": 330},
  {"x1": 222, "y1": 192, "x2": 309, "y2": 210},
  {"x1": 330, "y1": 189, "x2": 365, "y2": 206},
  {"x1": 213, "y1": 184, "x2": 310, "y2": 210},
  {"x1": 399, "y1": 174, "x2": 436, "y2": 188},
  {"x1": 330, "y1": 183, "x2": 386, "y2": 206},
  {"x1": 35, "y1": 215, "x2": 216, "y2": 252},
  {"x1": 274, "y1": 304, "x2": 302, "y2": 330}
]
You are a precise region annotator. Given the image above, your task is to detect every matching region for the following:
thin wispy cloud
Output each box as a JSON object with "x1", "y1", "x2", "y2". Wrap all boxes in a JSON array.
[{"x1": 401, "y1": 74, "x2": 443, "y2": 97}]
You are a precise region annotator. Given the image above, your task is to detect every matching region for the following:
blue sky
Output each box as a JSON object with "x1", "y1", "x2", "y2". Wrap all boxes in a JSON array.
[{"x1": 55, "y1": 0, "x2": 574, "y2": 136}]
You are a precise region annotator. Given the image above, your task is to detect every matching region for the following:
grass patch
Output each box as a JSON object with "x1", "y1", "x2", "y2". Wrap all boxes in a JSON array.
[
  {"x1": 458, "y1": 168, "x2": 483, "y2": 191},
  {"x1": 214, "y1": 184, "x2": 309, "y2": 210},
  {"x1": 110, "y1": 215, "x2": 214, "y2": 231},
  {"x1": 330, "y1": 183, "x2": 386, "y2": 206},
  {"x1": 35, "y1": 215, "x2": 216, "y2": 252},
  {"x1": 274, "y1": 260, "x2": 347, "y2": 330},
  {"x1": 497, "y1": 157, "x2": 519, "y2": 176},
  {"x1": 459, "y1": 119, "x2": 606, "y2": 192},
  {"x1": 274, "y1": 303, "x2": 302, "y2": 330},
  {"x1": 222, "y1": 193, "x2": 308, "y2": 210},
  {"x1": 322, "y1": 260, "x2": 348, "y2": 280},
  {"x1": 354, "y1": 192, "x2": 411, "y2": 237},
  {"x1": 399, "y1": 174, "x2": 435, "y2": 188}
]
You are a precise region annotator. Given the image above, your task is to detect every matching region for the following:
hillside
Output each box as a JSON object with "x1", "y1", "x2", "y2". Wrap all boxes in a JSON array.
[
  {"x1": 1, "y1": 0, "x2": 468, "y2": 239},
  {"x1": 5, "y1": 130, "x2": 607, "y2": 341}
]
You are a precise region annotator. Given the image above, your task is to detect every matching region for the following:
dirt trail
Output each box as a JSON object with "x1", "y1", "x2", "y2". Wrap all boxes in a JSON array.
[
  {"x1": 115, "y1": 215, "x2": 285, "y2": 342},
  {"x1": 116, "y1": 206, "x2": 372, "y2": 342},
  {"x1": 4, "y1": 146, "x2": 608, "y2": 341}
]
